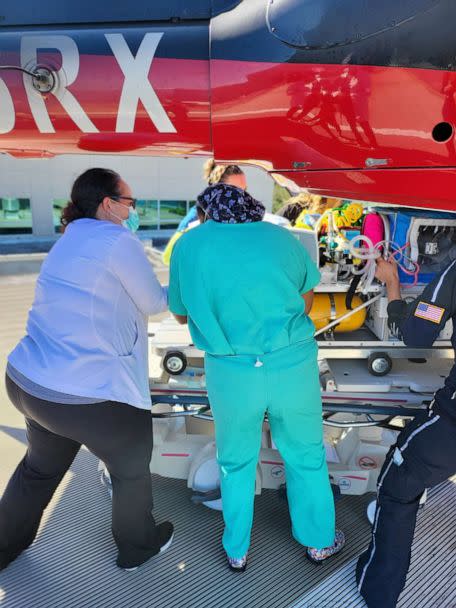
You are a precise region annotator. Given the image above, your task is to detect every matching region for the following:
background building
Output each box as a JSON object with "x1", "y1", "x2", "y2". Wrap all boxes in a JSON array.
[{"x1": 0, "y1": 154, "x2": 274, "y2": 246}]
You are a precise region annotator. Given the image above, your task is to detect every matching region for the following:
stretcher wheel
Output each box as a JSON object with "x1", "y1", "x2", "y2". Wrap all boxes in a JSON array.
[
  {"x1": 163, "y1": 351, "x2": 187, "y2": 375},
  {"x1": 191, "y1": 457, "x2": 223, "y2": 511},
  {"x1": 367, "y1": 352, "x2": 392, "y2": 376}
]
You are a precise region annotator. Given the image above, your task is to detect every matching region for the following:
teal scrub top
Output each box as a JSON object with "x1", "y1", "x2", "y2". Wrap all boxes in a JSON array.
[{"x1": 168, "y1": 220, "x2": 320, "y2": 356}]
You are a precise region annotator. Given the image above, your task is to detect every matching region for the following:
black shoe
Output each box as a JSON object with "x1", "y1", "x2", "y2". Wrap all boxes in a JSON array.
[
  {"x1": 122, "y1": 522, "x2": 174, "y2": 572},
  {"x1": 157, "y1": 521, "x2": 174, "y2": 555}
]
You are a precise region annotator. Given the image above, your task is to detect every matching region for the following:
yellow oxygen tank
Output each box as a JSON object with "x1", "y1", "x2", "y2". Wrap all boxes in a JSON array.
[{"x1": 310, "y1": 293, "x2": 366, "y2": 333}]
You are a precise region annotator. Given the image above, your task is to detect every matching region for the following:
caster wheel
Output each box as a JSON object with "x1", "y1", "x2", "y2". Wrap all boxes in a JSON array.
[
  {"x1": 367, "y1": 352, "x2": 392, "y2": 376},
  {"x1": 163, "y1": 351, "x2": 187, "y2": 375},
  {"x1": 191, "y1": 458, "x2": 223, "y2": 511}
]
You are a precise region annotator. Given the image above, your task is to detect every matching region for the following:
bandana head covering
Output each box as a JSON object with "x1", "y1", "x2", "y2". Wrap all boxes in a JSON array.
[{"x1": 196, "y1": 183, "x2": 265, "y2": 224}]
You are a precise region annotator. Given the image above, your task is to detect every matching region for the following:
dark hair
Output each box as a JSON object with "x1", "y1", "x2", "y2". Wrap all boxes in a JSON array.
[
  {"x1": 275, "y1": 193, "x2": 315, "y2": 225},
  {"x1": 221, "y1": 165, "x2": 244, "y2": 180},
  {"x1": 61, "y1": 168, "x2": 121, "y2": 228},
  {"x1": 276, "y1": 201, "x2": 307, "y2": 225}
]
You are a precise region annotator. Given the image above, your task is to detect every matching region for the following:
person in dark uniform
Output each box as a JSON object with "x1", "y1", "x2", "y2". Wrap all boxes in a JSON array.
[{"x1": 356, "y1": 257, "x2": 456, "y2": 607}]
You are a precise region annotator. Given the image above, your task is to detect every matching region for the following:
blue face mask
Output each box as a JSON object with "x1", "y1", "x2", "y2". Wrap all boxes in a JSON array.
[{"x1": 122, "y1": 208, "x2": 140, "y2": 233}]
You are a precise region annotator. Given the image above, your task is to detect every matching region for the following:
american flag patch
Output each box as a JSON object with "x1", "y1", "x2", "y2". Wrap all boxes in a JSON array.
[{"x1": 414, "y1": 301, "x2": 445, "y2": 324}]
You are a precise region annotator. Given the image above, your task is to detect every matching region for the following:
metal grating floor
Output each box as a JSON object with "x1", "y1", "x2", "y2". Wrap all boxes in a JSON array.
[
  {"x1": 0, "y1": 273, "x2": 455, "y2": 608},
  {"x1": 293, "y1": 478, "x2": 456, "y2": 608},
  {"x1": 0, "y1": 437, "x2": 454, "y2": 608}
]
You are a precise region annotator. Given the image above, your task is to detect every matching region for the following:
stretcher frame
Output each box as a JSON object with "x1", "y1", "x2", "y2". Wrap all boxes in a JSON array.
[{"x1": 150, "y1": 318, "x2": 453, "y2": 377}]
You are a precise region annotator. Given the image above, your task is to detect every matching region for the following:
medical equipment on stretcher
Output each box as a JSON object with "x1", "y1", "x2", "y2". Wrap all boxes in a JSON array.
[
  {"x1": 386, "y1": 210, "x2": 456, "y2": 284},
  {"x1": 311, "y1": 293, "x2": 367, "y2": 333},
  {"x1": 295, "y1": 201, "x2": 364, "y2": 231},
  {"x1": 165, "y1": 208, "x2": 455, "y2": 375}
]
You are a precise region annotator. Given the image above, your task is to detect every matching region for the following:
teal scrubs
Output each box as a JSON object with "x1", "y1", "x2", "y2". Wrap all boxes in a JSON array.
[{"x1": 169, "y1": 220, "x2": 335, "y2": 557}]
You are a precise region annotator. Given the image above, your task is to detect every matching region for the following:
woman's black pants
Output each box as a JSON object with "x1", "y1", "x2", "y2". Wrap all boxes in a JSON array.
[{"x1": 0, "y1": 374, "x2": 162, "y2": 570}]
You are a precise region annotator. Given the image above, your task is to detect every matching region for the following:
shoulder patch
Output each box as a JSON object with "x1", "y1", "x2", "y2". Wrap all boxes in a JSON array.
[{"x1": 414, "y1": 301, "x2": 445, "y2": 324}]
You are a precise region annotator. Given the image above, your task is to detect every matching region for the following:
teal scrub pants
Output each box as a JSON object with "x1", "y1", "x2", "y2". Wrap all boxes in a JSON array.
[{"x1": 205, "y1": 339, "x2": 335, "y2": 559}]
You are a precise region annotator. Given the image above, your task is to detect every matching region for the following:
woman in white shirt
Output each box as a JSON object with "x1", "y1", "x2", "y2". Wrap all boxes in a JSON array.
[{"x1": 1, "y1": 168, "x2": 173, "y2": 572}]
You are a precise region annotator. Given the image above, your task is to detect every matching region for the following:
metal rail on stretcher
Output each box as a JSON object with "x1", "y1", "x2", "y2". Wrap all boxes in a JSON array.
[
  {"x1": 317, "y1": 335, "x2": 453, "y2": 360},
  {"x1": 150, "y1": 317, "x2": 453, "y2": 380},
  {"x1": 150, "y1": 384, "x2": 428, "y2": 426},
  {"x1": 152, "y1": 333, "x2": 453, "y2": 360}
]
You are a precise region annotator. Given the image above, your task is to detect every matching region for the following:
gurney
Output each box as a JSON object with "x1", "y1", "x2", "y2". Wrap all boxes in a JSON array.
[{"x1": 137, "y1": 327, "x2": 449, "y2": 510}]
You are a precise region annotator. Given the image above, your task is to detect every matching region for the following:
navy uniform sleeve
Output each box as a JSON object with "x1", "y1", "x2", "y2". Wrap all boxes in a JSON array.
[{"x1": 387, "y1": 260, "x2": 456, "y2": 347}]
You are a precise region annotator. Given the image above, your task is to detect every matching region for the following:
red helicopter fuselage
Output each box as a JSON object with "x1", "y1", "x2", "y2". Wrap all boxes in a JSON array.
[{"x1": 1, "y1": 0, "x2": 456, "y2": 210}]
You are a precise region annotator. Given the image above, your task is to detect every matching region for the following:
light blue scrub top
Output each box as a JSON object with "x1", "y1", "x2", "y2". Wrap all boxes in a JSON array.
[{"x1": 169, "y1": 220, "x2": 320, "y2": 356}]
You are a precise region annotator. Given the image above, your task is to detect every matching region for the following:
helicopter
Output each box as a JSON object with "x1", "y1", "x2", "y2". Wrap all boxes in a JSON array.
[{"x1": 0, "y1": 0, "x2": 455, "y2": 209}]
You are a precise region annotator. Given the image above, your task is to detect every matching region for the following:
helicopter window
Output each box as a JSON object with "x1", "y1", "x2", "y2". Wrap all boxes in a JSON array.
[
  {"x1": 266, "y1": 0, "x2": 438, "y2": 49},
  {"x1": 432, "y1": 122, "x2": 453, "y2": 143},
  {"x1": 0, "y1": 198, "x2": 32, "y2": 235}
]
